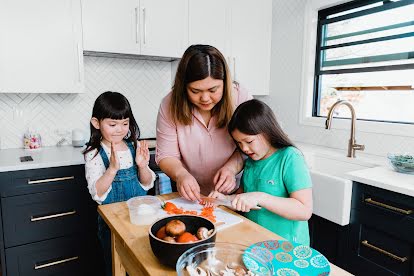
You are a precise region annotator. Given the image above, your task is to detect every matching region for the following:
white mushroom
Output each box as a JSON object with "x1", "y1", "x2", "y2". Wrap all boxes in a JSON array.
[{"x1": 196, "y1": 227, "x2": 209, "y2": 240}]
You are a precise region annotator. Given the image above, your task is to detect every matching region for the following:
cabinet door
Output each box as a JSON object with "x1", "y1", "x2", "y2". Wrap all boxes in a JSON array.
[
  {"x1": 229, "y1": 0, "x2": 272, "y2": 95},
  {"x1": 140, "y1": 0, "x2": 188, "y2": 58},
  {"x1": 0, "y1": 0, "x2": 84, "y2": 93},
  {"x1": 188, "y1": 0, "x2": 229, "y2": 58},
  {"x1": 81, "y1": 0, "x2": 140, "y2": 54}
]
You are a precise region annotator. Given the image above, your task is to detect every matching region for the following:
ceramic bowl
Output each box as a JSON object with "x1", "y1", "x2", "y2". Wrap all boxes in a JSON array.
[
  {"x1": 149, "y1": 215, "x2": 216, "y2": 268},
  {"x1": 387, "y1": 153, "x2": 414, "y2": 174}
]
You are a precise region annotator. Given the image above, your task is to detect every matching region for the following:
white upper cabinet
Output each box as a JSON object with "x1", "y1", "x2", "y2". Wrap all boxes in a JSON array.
[
  {"x1": 0, "y1": 0, "x2": 84, "y2": 93},
  {"x1": 229, "y1": 0, "x2": 272, "y2": 95},
  {"x1": 82, "y1": 0, "x2": 140, "y2": 55},
  {"x1": 82, "y1": 0, "x2": 188, "y2": 58},
  {"x1": 187, "y1": 0, "x2": 272, "y2": 95},
  {"x1": 188, "y1": 0, "x2": 229, "y2": 58}
]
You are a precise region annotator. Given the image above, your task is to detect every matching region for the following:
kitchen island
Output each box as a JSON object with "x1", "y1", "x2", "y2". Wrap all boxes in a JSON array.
[{"x1": 98, "y1": 192, "x2": 353, "y2": 276}]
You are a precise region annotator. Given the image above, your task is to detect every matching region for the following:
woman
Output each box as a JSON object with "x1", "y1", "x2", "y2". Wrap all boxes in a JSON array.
[{"x1": 156, "y1": 44, "x2": 252, "y2": 201}]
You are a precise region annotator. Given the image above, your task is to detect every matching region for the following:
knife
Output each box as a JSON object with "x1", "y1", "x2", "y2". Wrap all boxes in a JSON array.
[{"x1": 200, "y1": 196, "x2": 261, "y2": 210}]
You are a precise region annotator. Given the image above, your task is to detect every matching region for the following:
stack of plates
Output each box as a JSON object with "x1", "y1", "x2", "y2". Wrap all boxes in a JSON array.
[{"x1": 244, "y1": 240, "x2": 330, "y2": 276}]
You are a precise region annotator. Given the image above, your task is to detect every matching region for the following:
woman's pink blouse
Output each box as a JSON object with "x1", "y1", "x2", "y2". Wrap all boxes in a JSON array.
[{"x1": 155, "y1": 85, "x2": 252, "y2": 195}]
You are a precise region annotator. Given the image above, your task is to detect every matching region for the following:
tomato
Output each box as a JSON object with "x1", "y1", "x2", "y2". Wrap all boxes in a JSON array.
[
  {"x1": 176, "y1": 232, "x2": 199, "y2": 243},
  {"x1": 163, "y1": 202, "x2": 178, "y2": 212},
  {"x1": 156, "y1": 226, "x2": 167, "y2": 239}
]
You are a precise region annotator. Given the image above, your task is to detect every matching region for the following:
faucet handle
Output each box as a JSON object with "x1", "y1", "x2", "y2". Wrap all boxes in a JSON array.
[{"x1": 353, "y1": 143, "x2": 365, "y2": 151}]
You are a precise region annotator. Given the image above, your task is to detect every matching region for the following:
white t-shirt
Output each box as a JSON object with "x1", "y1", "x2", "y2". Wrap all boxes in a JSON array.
[{"x1": 85, "y1": 143, "x2": 155, "y2": 204}]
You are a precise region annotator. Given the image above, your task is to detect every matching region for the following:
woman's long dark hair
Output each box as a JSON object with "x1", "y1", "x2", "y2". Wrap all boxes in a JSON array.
[
  {"x1": 170, "y1": 44, "x2": 234, "y2": 128},
  {"x1": 83, "y1": 91, "x2": 140, "y2": 156},
  {"x1": 228, "y1": 99, "x2": 294, "y2": 150}
]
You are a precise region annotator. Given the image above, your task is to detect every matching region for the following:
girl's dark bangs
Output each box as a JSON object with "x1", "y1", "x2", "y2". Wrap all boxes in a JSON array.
[{"x1": 103, "y1": 104, "x2": 131, "y2": 120}]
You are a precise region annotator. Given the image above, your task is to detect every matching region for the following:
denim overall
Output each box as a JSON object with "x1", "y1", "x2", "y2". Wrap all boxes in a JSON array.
[{"x1": 97, "y1": 141, "x2": 146, "y2": 276}]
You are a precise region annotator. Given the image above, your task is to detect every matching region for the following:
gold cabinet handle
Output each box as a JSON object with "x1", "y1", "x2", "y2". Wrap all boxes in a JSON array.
[
  {"x1": 364, "y1": 198, "x2": 412, "y2": 215},
  {"x1": 31, "y1": 210, "x2": 76, "y2": 222},
  {"x1": 361, "y1": 240, "x2": 408, "y2": 263},
  {"x1": 28, "y1": 176, "x2": 74, "y2": 184},
  {"x1": 34, "y1": 256, "x2": 79, "y2": 270}
]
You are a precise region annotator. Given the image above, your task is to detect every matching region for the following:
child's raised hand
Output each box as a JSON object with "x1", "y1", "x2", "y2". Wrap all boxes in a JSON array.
[
  {"x1": 109, "y1": 142, "x2": 120, "y2": 173},
  {"x1": 135, "y1": 140, "x2": 150, "y2": 168}
]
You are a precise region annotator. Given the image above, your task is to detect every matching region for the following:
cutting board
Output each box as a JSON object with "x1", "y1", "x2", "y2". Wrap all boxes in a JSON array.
[{"x1": 158, "y1": 197, "x2": 243, "y2": 231}]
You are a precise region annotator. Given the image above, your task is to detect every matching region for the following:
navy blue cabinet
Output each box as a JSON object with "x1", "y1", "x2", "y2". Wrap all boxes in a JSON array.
[
  {"x1": 347, "y1": 183, "x2": 414, "y2": 276},
  {"x1": 0, "y1": 165, "x2": 102, "y2": 276},
  {"x1": 309, "y1": 214, "x2": 349, "y2": 270}
]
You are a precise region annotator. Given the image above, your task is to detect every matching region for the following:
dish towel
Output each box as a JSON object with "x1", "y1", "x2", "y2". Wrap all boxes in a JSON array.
[{"x1": 157, "y1": 172, "x2": 172, "y2": 195}]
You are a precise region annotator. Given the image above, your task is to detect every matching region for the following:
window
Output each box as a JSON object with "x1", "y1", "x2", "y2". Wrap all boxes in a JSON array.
[{"x1": 314, "y1": 0, "x2": 414, "y2": 124}]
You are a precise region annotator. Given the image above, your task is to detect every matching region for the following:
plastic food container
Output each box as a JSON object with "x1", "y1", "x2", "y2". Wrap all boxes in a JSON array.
[{"x1": 127, "y1": 196, "x2": 162, "y2": 225}]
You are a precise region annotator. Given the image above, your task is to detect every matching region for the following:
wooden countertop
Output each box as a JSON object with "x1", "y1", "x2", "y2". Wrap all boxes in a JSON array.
[{"x1": 98, "y1": 193, "x2": 353, "y2": 276}]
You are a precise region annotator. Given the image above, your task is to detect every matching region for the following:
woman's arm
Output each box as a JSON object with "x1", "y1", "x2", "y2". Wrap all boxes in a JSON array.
[
  {"x1": 159, "y1": 157, "x2": 201, "y2": 201},
  {"x1": 213, "y1": 150, "x2": 244, "y2": 193}
]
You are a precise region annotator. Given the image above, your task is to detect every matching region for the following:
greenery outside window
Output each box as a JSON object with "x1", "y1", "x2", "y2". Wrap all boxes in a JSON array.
[{"x1": 314, "y1": 0, "x2": 414, "y2": 124}]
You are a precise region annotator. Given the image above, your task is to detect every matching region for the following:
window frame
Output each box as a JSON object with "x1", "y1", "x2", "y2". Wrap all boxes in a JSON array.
[{"x1": 299, "y1": 0, "x2": 414, "y2": 137}]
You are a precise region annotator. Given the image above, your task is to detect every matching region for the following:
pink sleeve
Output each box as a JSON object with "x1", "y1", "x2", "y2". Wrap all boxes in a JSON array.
[
  {"x1": 155, "y1": 94, "x2": 181, "y2": 164},
  {"x1": 234, "y1": 83, "x2": 253, "y2": 106}
]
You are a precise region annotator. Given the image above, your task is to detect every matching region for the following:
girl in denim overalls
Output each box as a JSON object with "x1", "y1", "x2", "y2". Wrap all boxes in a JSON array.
[{"x1": 84, "y1": 91, "x2": 156, "y2": 276}]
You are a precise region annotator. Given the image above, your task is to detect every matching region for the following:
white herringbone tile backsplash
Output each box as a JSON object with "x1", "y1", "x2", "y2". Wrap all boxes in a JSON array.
[{"x1": 0, "y1": 56, "x2": 172, "y2": 149}]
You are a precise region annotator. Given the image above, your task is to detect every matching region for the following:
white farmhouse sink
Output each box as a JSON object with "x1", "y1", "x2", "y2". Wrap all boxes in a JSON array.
[{"x1": 303, "y1": 152, "x2": 376, "y2": 225}]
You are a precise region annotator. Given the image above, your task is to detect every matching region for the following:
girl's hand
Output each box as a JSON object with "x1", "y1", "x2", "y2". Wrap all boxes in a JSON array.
[
  {"x1": 135, "y1": 140, "x2": 150, "y2": 168},
  {"x1": 213, "y1": 167, "x2": 237, "y2": 194},
  {"x1": 232, "y1": 192, "x2": 261, "y2": 212},
  {"x1": 208, "y1": 190, "x2": 228, "y2": 201},
  {"x1": 176, "y1": 172, "x2": 201, "y2": 202},
  {"x1": 109, "y1": 142, "x2": 120, "y2": 174}
]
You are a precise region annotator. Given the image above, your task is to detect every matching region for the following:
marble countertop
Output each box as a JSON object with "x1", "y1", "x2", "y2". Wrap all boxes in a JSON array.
[
  {"x1": 0, "y1": 146, "x2": 85, "y2": 172},
  {"x1": 347, "y1": 166, "x2": 414, "y2": 197}
]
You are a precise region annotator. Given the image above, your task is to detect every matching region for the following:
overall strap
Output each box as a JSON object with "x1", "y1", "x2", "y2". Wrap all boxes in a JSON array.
[
  {"x1": 126, "y1": 141, "x2": 136, "y2": 162},
  {"x1": 98, "y1": 146, "x2": 110, "y2": 169}
]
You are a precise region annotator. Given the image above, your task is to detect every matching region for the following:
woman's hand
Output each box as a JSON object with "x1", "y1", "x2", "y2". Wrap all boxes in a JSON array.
[
  {"x1": 232, "y1": 192, "x2": 261, "y2": 212},
  {"x1": 108, "y1": 142, "x2": 120, "y2": 174},
  {"x1": 176, "y1": 172, "x2": 201, "y2": 202},
  {"x1": 135, "y1": 140, "x2": 150, "y2": 168},
  {"x1": 213, "y1": 166, "x2": 237, "y2": 194}
]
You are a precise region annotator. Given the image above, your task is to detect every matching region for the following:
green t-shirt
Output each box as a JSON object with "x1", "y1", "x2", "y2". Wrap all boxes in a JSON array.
[{"x1": 242, "y1": 146, "x2": 312, "y2": 245}]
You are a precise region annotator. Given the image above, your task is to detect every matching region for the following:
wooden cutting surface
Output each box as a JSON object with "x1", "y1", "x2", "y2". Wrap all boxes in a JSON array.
[{"x1": 98, "y1": 192, "x2": 353, "y2": 276}]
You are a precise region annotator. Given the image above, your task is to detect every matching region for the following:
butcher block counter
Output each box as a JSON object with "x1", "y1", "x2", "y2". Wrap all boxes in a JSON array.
[{"x1": 98, "y1": 193, "x2": 353, "y2": 276}]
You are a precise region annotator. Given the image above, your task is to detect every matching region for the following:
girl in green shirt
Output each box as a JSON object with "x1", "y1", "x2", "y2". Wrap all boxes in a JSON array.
[{"x1": 209, "y1": 99, "x2": 313, "y2": 245}]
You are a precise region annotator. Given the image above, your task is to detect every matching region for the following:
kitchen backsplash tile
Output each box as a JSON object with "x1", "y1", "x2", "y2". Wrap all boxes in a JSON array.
[{"x1": 0, "y1": 56, "x2": 171, "y2": 149}]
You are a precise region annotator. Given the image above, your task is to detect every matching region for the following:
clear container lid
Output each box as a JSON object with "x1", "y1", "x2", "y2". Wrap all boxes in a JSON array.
[{"x1": 127, "y1": 195, "x2": 162, "y2": 209}]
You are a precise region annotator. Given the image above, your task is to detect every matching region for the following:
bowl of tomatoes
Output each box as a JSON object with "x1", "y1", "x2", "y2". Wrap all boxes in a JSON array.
[{"x1": 149, "y1": 215, "x2": 217, "y2": 268}]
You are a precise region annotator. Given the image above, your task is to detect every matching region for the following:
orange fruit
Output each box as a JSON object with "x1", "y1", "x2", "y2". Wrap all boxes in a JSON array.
[
  {"x1": 156, "y1": 226, "x2": 167, "y2": 239},
  {"x1": 176, "y1": 232, "x2": 199, "y2": 243}
]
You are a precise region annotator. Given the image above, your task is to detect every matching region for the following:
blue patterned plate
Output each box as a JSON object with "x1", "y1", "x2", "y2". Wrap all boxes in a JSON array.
[{"x1": 243, "y1": 240, "x2": 330, "y2": 276}]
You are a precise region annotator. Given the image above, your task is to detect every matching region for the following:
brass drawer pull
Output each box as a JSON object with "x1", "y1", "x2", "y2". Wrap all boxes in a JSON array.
[
  {"x1": 34, "y1": 256, "x2": 79, "y2": 270},
  {"x1": 31, "y1": 210, "x2": 77, "y2": 222},
  {"x1": 364, "y1": 198, "x2": 412, "y2": 215},
  {"x1": 28, "y1": 176, "x2": 75, "y2": 184},
  {"x1": 361, "y1": 240, "x2": 408, "y2": 263}
]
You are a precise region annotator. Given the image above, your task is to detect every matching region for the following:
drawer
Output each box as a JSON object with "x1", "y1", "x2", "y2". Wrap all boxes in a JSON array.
[
  {"x1": 349, "y1": 221, "x2": 413, "y2": 276},
  {"x1": 5, "y1": 235, "x2": 95, "y2": 276},
  {"x1": 2, "y1": 189, "x2": 92, "y2": 248},
  {"x1": 352, "y1": 183, "x2": 414, "y2": 220},
  {"x1": 0, "y1": 166, "x2": 86, "y2": 197}
]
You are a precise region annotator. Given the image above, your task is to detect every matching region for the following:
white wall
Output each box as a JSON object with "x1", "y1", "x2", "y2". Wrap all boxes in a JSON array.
[
  {"x1": 0, "y1": 56, "x2": 172, "y2": 149},
  {"x1": 260, "y1": 0, "x2": 414, "y2": 157}
]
